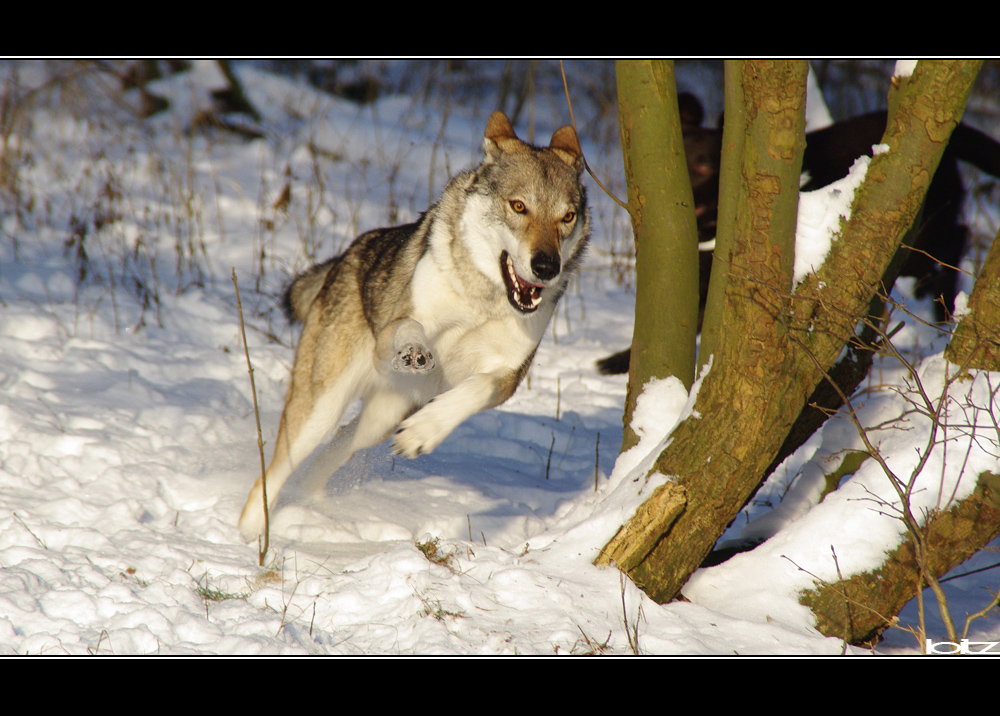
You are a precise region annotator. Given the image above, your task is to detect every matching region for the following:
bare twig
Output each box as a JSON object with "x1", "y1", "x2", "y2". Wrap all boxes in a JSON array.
[
  {"x1": 232, "y1": 268, "x2": 269, "y2": 566},
  {"x1": 782, "y1": 554, "x2": 899, "y2": 630},
  {"x1": 13, "y1": 512, "x2": 47, "y2": 550},
  {"x1": 594, "y1": 431, "x2": 601, "y2": 492},
  {"x1": 620, "y1": 570, "x2": 642, "y2": 655},
  {"x1": 961, "y1": 586, "x2": 1000, "y2": 641},
  {"x1": 558, "y1": 60, "x2": 627, "y2": 211},
  {"x1": 785, "y1": 283, "x2": 1000, "y2": 645}
]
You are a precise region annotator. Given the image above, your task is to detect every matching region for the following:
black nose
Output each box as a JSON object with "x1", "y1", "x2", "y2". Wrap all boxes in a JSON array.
[{"x1": 531, "y1": 252, "x2": 560, "y2": 281}]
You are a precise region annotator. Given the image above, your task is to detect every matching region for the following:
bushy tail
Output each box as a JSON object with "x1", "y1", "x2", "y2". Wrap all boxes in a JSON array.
[
  {"x1": 596, "y1": 347, "x2": 630, "y2": 375},
  {"x1": 281, "y1": 257, "x2": 337, "y2": 324}
]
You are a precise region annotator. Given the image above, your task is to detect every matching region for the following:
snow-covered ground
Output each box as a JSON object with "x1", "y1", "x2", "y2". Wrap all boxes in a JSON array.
[{"x1": 0, "y1": 60, "x2": 996, "y2": 656}]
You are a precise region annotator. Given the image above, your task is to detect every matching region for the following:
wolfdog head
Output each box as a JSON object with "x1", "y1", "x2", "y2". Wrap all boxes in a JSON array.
[{"x1": 461, "y1": 112, "x2": 590, "y2": 315}]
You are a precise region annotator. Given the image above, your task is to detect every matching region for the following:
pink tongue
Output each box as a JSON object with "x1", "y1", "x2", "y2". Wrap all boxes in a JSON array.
[
  {"x1": 518, "y1": 273, "x2": 541, "y2": 292},
  {"x1": 515, "y1": 271, "x2": 541, "y2": 302},
  {"x1": 507, "y1": 255, "x2": 540, "y2": 292}
]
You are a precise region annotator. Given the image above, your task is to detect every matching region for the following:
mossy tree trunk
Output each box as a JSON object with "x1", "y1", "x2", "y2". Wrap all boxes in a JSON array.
[
  {"x1": 947, "y1": 227, "x2": 1000, "y2": 370},
  {"x1": 598, "y1": 60, "x2": 984, "y2": 607},
  {"x1": 800, "y1": 470, "x2": 1000, "y2": 645},
  {"x1": 697, "y1": 60, "x2": 747, "y2": 373},
  {"x1": 802, "y1": 225, "x2": 1000, "y2": 644},
  {"x1": 615, "y1": 60, "x2": 700, "y2": 454}
]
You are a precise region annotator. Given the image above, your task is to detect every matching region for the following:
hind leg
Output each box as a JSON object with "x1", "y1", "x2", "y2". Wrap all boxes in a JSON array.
[
  {"x1": 352, "y1": 389, "x2": 417, "y2": 454},
  {"x1": 238, "y1": 375, "x2": 355, "y2": 542},
  {"x1": 296, "y1": 411, "x2": 363, "y2": 497},
  {"x1": 301, "y1": 388, "x2": 416, "y2": 491}
]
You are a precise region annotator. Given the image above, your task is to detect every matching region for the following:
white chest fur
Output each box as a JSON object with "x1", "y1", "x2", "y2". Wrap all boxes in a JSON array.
[{"x1": 407, "y1": 250, "x2": 548, "y2": 387}]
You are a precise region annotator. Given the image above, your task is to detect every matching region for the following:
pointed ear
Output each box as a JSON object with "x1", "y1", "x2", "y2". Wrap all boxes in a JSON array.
[
  {"x1": 549, "y1": 124, "x2": 584, "y2": 171},
  {"x1": 483, "y1": 111, "x2": 526, "y2": 161},
  {"x1": 485, "y1": 111, "x2": 517, "y2": 144}
]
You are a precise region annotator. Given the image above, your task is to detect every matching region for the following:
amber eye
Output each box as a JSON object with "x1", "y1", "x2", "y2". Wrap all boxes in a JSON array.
[
  {"x1": 510, "y1": 200, "x2": 527, "y2": 214},
  {"x1": 562, "y1": 211, "x2": 576, "y2": 223}
]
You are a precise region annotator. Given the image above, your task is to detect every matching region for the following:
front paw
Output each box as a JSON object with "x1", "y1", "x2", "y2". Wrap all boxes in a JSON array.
[
  {"x1": 392, "y1": 344, "x2": 435, "y2": 373},
  {"x1": 391, "y1": 407, "x2": 445, "y2": 458}
]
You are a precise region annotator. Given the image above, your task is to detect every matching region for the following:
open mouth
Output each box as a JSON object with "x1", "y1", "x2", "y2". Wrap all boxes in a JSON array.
[{"x1": 500, "y1": 251, "x2": 543, "y2": 313}]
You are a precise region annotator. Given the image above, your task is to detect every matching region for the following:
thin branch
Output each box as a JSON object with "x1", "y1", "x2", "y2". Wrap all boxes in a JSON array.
[
  {"x1": 232, "y1": 268, "x2": 269, "y2": 566},
  {"x1": 782, "y1": 553, "x2": 899, "y2": 630},
  {"x1": 559, "y1": 60, "x2": 627, "y2": 211}
]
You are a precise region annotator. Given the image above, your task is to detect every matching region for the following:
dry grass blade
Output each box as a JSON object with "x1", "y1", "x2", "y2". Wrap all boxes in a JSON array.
[{"x1": 232, "y1": 268, "x2": 269, "y2": 566}]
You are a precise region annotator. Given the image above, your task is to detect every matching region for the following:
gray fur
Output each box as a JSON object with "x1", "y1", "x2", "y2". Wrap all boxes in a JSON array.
[{"x1": 238, "y1": 111, "x2": 590, "y2": 541}]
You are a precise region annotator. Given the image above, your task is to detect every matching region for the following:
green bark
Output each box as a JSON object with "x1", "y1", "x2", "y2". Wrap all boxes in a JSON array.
[
  {"x1": 946, "y1": 224, "x2": 1000, "y2": 371},
  {"x1": 615, "y1": 60, "x2": 699, "y2": 454},
  {"x1": 800, "y1": 471, "x2": 1000, "y2": 645},
  {"x1": 599, "y1": 60, "x2": 984, "y2": 605},
  {"x1": 601, "y1": 59, "x2": 808, "y2": 578},
  {"x1": 698, "y1": 60, "x2": 746, "y2": 373},
  {"x1": 799, "y1": 65, "x2": 1000, "y2": 645}
]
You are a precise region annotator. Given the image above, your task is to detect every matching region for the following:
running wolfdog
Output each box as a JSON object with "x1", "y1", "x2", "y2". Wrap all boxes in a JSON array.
[{"x1": 239, "y1": 111, "x2": 590, "y2": 541}]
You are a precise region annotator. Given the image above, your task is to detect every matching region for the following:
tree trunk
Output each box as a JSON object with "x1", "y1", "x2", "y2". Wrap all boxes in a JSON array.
[
  {"x1": 803, "y1": 225, "x2": 1000, "y2": 644},
  {"x1": 800, "y1": 470, "x2": 1000, "y2": 645},
  {"x1": 597, "y1": 60, "x2": 984, "y2": 605},
  {"x1": 598, "y1": 58, "x2": 809, "y2": 585},
  {"x1": 615, "y1": 60, "x2": 699, "y2": 454},
  {"x1": 698, "y1": 60, "x2": 746, "y2": 373},
  {"x1": 946, "y1": 226, "x2": 1000, "y2": 370}
]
